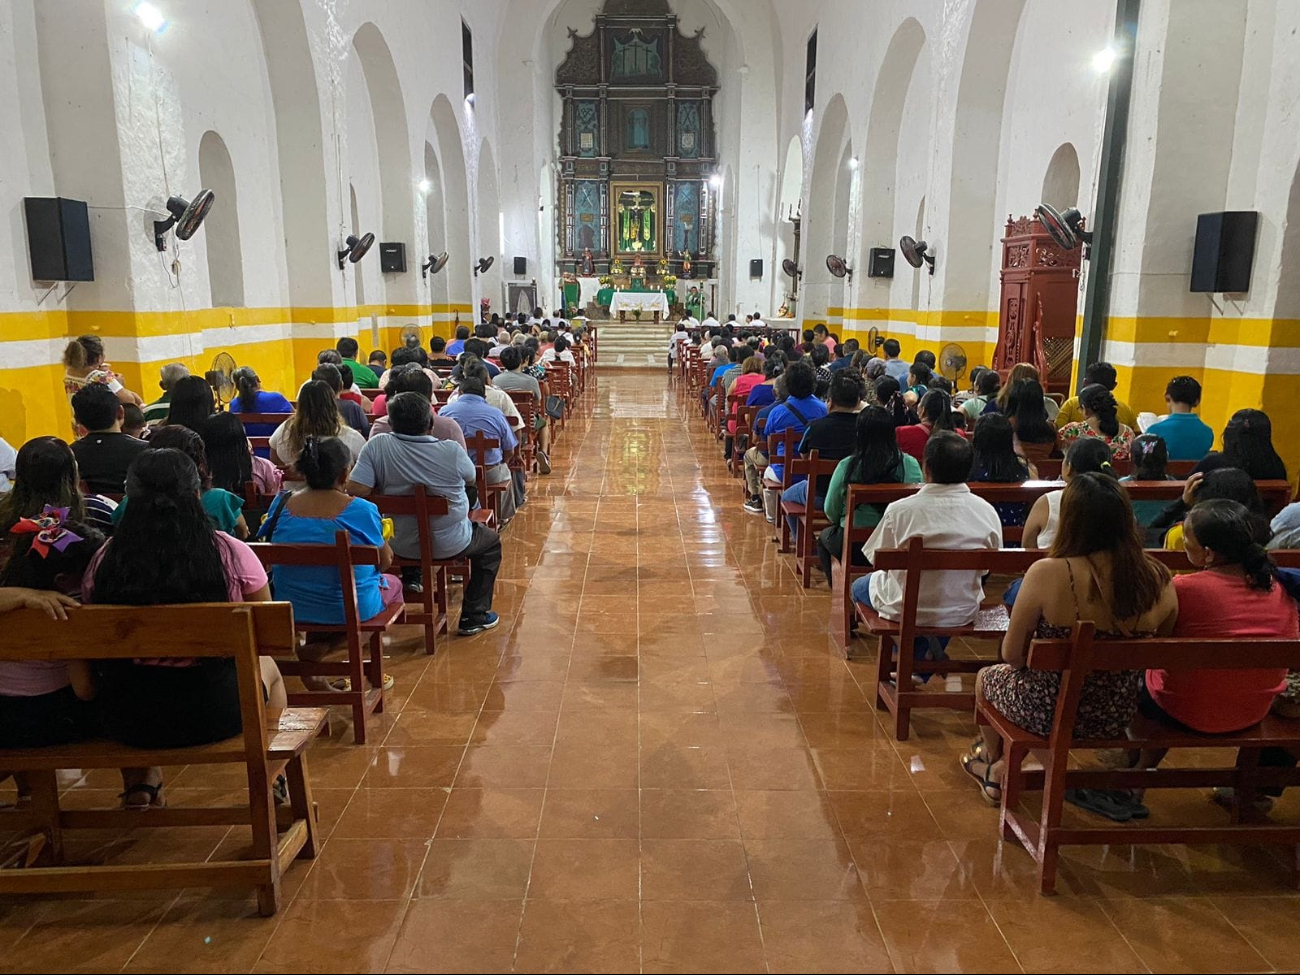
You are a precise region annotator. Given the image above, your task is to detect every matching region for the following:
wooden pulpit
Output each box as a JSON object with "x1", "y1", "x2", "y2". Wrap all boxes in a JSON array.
[{"x1": 993, "y1": 215, "x2": 1082, "y2": 397}]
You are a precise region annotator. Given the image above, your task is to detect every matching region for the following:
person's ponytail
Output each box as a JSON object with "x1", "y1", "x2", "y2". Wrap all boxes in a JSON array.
[
  {"x1": 1080, "y1": 383, "x2": 1120, "y2": 437},
  {"x1": 1241, "y1": 541, "x2": 1277, "y2": 592},
  {"x1": 1186, "y1": 498, "x2": 1278, "y2": 592},
  {"x1": 233, "y1": 367, "x2": 259, "y2": 414}
]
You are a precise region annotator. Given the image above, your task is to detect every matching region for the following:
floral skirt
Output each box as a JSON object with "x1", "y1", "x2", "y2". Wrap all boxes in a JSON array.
[{"x1": 980, "y1": 665, "x2": 1141, "y2": 739}]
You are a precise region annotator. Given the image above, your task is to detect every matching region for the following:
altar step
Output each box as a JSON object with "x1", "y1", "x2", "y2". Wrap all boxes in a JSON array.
[{"x1": 593, "y1": 322, "x2": 673, "y2": 369}]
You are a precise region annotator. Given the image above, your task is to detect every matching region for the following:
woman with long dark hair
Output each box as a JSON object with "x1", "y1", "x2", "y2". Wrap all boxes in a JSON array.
[
  {"x1": 228, "y1": 366, "x2": 292, "y2": 452},
  {"x1": 989, "y1": 361, "x2": 1059, "y2": 423},
  {"x1": 268, "y1": 380, "x2": 365, "y2": 469},
  {"x1": 896, "y1": 389, "x2": 959, "y2": 461},
  {"x1": 1005, "y1": 378, "x2": 1058, "y2": 467},
  {"x1": 816, "y1": 405, "x2": 922, "y2": 585},
  {"x1": 0, "y1": 437, "x2": 115, "y2": 538},
  {"x1": 165, "y1": 375, "x2": 217, "y2": 433},
  {"x1": 963, "y1": 472, "x2": 1179, "y2": 803},
  {"x1": 1193, "y1": 408, "x2": 1288, "y2": 481},
  {"x1": 1057, "y1": 383, "x2": 1134, "y2": 460},
  {"x1": 83, "y1": 449, "x2": 285, "y2": 804},
  {"x1": 201, "y1": 412, "x2": 281, "y2": 495},
  {"x1": 111, "y1": 425, "x2": 247, "y2": 537},
  {"x1": 969, "y1": 414, "x2": 1032, "y2": 526}
]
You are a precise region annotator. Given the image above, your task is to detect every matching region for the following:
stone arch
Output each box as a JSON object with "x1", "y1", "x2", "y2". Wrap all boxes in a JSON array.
[
  {"x1": 476, "y1": 138, "x2": 501, "y2": 315},
  {"x1": 429, "y1": 94, "x2": 473, "y2": 315},
  {"x1": 423, "y1": 141, "x2": 448, "y2": 310},
  {"x1": 942, "y1": 0, "x2": 1029, "y2": 311},
  {"x1": 720, "y1": 165, "x2": 737, "y2": 313},
  {"x1": 538, "y1": 163, "x2": 556, "y2": 310},
  {"x1": 1041, "y1": 143, "x2": 1081, "y2": 208},
  {"x1": 197, "y1": 131, "x2": 244, "y2": 308},
  {"x1": 1274, "y1": 158, "x2": 1300, "y2": 321},
  {"x1": 859, "y1": 18, "x2": 927, "y2": 300},
  {"x1": 779, "y1": 136, "x2": 803, "y2": 212},
  {"x1": 349, "y1": 184, "x2": 366, "y2": 308},
  {"x1": 805, "y1": 93, "x2": 852, "y2": 322},
  {"x1": 912, "y1": 195, "x2": 926, "y2": 314}
]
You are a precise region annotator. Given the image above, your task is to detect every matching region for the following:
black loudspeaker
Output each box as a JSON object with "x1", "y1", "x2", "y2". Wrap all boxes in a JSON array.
[
  {"x1": 379, "y1": 241, "x2": 407, "y2": 273},
  {"x1": 867, "y1": 247, "x2": 895, "y2": 278},
  {"x1": 513, "y1": 256, "x2": 527, "y2": 275},
  {"x1": 1191, "y1": 211, "x2": 1257, "y2": 293},
  {"x1": 749, "y1": 259, "x2": 763, "y2": 278},
  {"x1": 24, "y1": 197, "x2": 94, "y2": 282}
]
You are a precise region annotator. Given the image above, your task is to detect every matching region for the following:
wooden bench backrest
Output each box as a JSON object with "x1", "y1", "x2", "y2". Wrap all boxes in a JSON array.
[
  {"x1": 0, "y1": 603, "x2": 296, "y2": 757},
  {"x1": 784, "y1": 448, "x2": 841, "y2": 500},
  {"x1": 368, "y1": 486, "x2": 452, "y2": 567},
  {"x1": 248, "y1": 530, "x2": 380, "y2": 636},
  {"x1": 233, "y1": 412, "x2": 294, "y2": 428},
  {"x1": 1033, "y1": 458, "x2": 1200, "y2": 480}
]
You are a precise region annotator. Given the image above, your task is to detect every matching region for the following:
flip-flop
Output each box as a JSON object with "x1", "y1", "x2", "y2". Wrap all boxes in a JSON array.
[{"x1": 1064, "y1": 788, "x2": 1147, "y2": 822}]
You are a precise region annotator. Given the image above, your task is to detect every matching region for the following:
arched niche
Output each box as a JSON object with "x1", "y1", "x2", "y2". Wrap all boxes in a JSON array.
[
  {"x1": 805, "y1": 93, "x2": 852, "y2": 321},
  {"x1": 943, "y1": 0, "x2": 1029, "y2": 311},
  {"x1": 1041, "y1": 143, "x2": 1081, "y2": 208},
  {"x1": 423, "y1": 141, "x2": 448, "y2": 310},
  {"x1": 351, "y1": 23, "x2": 415, "y2": 295},
  {"x1": 429, "y1": 94, "x2": 473, "y2": 314},
  {"x1": 476, "y1": 138, "x2": 501, "y2": 314},
  {"x1": 198, "y1": 131, "x2": 244, "y2": 308},
  {"x1": 859, "y1": 18, "x2": 927, "y2": 295}
]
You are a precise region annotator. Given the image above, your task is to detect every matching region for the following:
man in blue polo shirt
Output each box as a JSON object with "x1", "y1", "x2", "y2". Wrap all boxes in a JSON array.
[
  {"x1": 829, "y1": 338, "x2": 859, "y2": 372},
  {"x1": 440, "y1": 375, "x2": 520, "y2": 524},
  {"x1": 1146, "y1": 375, "x2": 1214, "y2": 460},
  {"x1": 743, "y1": 360, "x2": 827, "y2": 520},
  {"x1": 881, "y1": 338, "x2": 911, "y2": 385}
]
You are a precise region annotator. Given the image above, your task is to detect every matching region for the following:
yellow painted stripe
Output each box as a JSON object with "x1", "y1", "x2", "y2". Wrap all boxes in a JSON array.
[{"x1": 1105, "y1": 316, "x2": 1300, "y2": 348}]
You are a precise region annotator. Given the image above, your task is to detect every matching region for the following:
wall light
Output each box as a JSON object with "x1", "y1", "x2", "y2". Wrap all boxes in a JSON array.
[
  {"x1": 1091, "y1": 46, "x2": 1117, "y2": 73},
  {"x1": 848, "y1": 156, "x2": 859, "y2": 170},
  {"x1": 132, "y1": 1, "x2": 168, "y2": 34},
  {"x1": 709, "y1": 173, "x2": 723, "y2": 189},
  {"x1": 418, "y1": 178, "x2": 432, "y2": 194},
  {"x1": 465, "y1": 92, "x2": 476, "y2": 106}
]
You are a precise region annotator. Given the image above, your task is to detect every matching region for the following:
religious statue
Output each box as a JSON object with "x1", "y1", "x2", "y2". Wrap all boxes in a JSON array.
[
  {"x1": 630, "y1": 256, "x2": 646, "y2": 288},
  {"x1": 581, "y1": 248, "x2": 595, "y2": 275},
  {"x1": 680, "y1": 249, "x2": 692, "y2": 279},
  {"x1": 616, "y1": 188, "x2": 658, "y2": 253}
]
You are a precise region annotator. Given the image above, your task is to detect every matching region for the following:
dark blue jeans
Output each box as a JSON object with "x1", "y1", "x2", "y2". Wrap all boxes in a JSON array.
[{"x1": 851, "y1": 571, "x2": 950, "y2": 679}]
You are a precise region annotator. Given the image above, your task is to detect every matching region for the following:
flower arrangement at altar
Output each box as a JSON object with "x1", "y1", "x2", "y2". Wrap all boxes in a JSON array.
[
  {"x1": 598, "y1": 274, "x2": 612, "y2": 286},
  {"x1": 663, "y1": 274, "x2": 677, "y2": 289},
  {"x1": 657, "y1": 257, "x2": 670, "y2": 274},
  {"x1": 610, "y1": 258, "x2": 625, "y2": 275}
]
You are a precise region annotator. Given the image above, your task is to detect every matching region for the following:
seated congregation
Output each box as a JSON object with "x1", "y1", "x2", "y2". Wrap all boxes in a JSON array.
[
  {"x1": 0, "y1": 321, "x2": 590, "y2": 896},
  {"x1": 676, "y1": 321, "x2": 1300, "y2": 872}
]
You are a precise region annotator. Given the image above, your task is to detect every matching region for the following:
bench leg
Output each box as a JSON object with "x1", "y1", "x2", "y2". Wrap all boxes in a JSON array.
[
  {"x1": 247, "y1": 762, "x2": 282, "y2": 917},
  {"x1": 1001, "y1": 743, "x2": 1028, "y2": 843},
  {"x1": 874, "y1": 636, "x2": 892, "y2": 711},
  {"x1": 1037, "y1": 835, "x2": 1061, "y2": 895},
  {"x1": 369, "y1": 633, "x2": 385, "y2": 714},
  {"x1": 286, "y1": 753, "x2": 319, "y2": 860},
  {"x1": 28, "y1": 769, "x2": 63, "y2": 863}
]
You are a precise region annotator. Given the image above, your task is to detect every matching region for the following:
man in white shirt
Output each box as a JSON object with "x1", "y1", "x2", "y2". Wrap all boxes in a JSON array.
[
  {"x1": 701, "y1": 313, "x2": 719, "y2": 331},
  {"x1": 668, "y1": 321, "x2": 691, "y2": 375},
  {"x1": 852, "y1": 431, "x2": 1002, "y2": 676}
]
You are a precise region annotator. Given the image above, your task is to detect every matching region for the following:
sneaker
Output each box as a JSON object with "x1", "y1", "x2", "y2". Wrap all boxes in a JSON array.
[
  {"x1": 458, "y1": 611, "x2": 501, "y2": 636},
  {"x1": 742, "y1": 496, "x2": 764, "y2": 515}
]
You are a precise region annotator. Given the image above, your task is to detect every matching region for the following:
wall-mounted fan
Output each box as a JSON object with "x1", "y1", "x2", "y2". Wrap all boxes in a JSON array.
[
  {"x1": 337, "y1": 233, "x2": 375, "y2": 269},
  {"x1": 938, "y1": 342, "x2": 967, "y2": 384},
  {"x1": 400, "y1": 324, "x2": 422, "y2": 348},
  {"x1": 153, "y1": 190, "x2": 215, "y2": 251},
  {"x1": 899, "y1": 236, "x2": 935, "y2": 275},
  {"x1": 473, "y1": 256, "x2": 495, "y2": 276},
  {"x1": 866, "y1": 325, "x2": 885, "y2": 351},
  {"x1": 205, "y1": 351, "x2": 238, "y2": 408},
  {"x1": 1035, "y1": 204, "x2": 1093, "y2": 257},
  {"x1": 825, "y1": 254, "x2": 852, "y2": 281},
  {"x1": 781, "y1": 258, "x2": 802, "y2": 279},
  {"x1": 422, "y1": 251, "x2": 449, "y2": 279}
]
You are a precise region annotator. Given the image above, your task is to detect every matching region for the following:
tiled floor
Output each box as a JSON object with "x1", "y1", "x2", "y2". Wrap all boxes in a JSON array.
[{"x1": 3, "y1": 369, "x2": 1299, "y2": 973}]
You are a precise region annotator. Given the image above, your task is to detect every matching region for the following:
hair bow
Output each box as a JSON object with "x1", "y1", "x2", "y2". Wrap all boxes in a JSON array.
[{"x1": 10, "y1": 506, "x2": 82, "y2": 558}]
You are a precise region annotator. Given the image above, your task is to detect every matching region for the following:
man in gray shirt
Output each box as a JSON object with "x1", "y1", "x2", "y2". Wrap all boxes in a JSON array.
[{"x1": 348, "y1": 392, "x2": 503, "y2": 636}]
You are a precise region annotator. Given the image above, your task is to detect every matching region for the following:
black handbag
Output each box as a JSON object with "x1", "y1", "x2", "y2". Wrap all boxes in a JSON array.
[{"x1": 545, "y1": 394, "x2": 566, "y2": 420}]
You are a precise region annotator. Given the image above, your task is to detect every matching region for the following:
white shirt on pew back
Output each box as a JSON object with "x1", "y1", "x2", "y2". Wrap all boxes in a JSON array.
[{"x1": 862, "y1": 482, "x2": 1003, "y2": 627}]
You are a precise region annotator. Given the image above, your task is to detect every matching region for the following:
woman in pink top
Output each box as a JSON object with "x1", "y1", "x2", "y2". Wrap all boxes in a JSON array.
[
  {"x1": 1142, "y1": 499, "x2": 1297, "y2": 734},
  {"x1": 726, "y1": 356, "x2": 765, "y2": 436}
]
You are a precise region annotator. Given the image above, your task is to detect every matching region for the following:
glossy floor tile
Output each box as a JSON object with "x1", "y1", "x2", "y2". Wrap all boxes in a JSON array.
[{"x1": 3, "y1": 369, "x2": 1298, "y2": 973}]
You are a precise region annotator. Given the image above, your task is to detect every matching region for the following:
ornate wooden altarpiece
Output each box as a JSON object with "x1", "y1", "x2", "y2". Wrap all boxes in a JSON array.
[
  {"x1": 993, "y1": 214, "x2": 1083, "y2": 397},
  {"x1": 555, "y1": 0, "x2": 719, "y2": 284}
]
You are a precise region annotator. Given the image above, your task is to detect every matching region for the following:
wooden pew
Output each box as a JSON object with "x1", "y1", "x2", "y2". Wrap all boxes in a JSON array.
[
  {"x1": 781, "y1": 449, "x2": 844, "y2": 587},
  {"x1": 249, "y1": 531, "x2": 404, "y2": 743},
  {"x1": 463, "y1": 431, "x2": 508, "y2": 529},
  {"x1": 1033, "y1": 457, "x2": 1198, "y2": 480},
  {"x1": 504, "y1": 390, "x2": 540, "y2": 473},
  {"x1": 0, "y1": 604, "x2": 325, "y2": 914},
  {"x1": 979, "y1": 624, "x2": 1300, "y2": 894},
  {"x1": 369, "y1": 487, "x2": 452, "y2": 656}
]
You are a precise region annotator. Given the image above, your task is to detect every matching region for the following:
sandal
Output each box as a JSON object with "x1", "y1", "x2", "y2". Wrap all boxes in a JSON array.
[
  {"x1": 119, "y1": 781, "x2": 165, "y2": 810},
  {"x1": 329, "y1": 674, "x2": 395, "y2": 692},
  {"x1": 1064, "y1": 788, "x2": 1147, "y2": 822},
  {"x1": 960, "y1": 754, "x2": 1002, "y2": 805}
]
